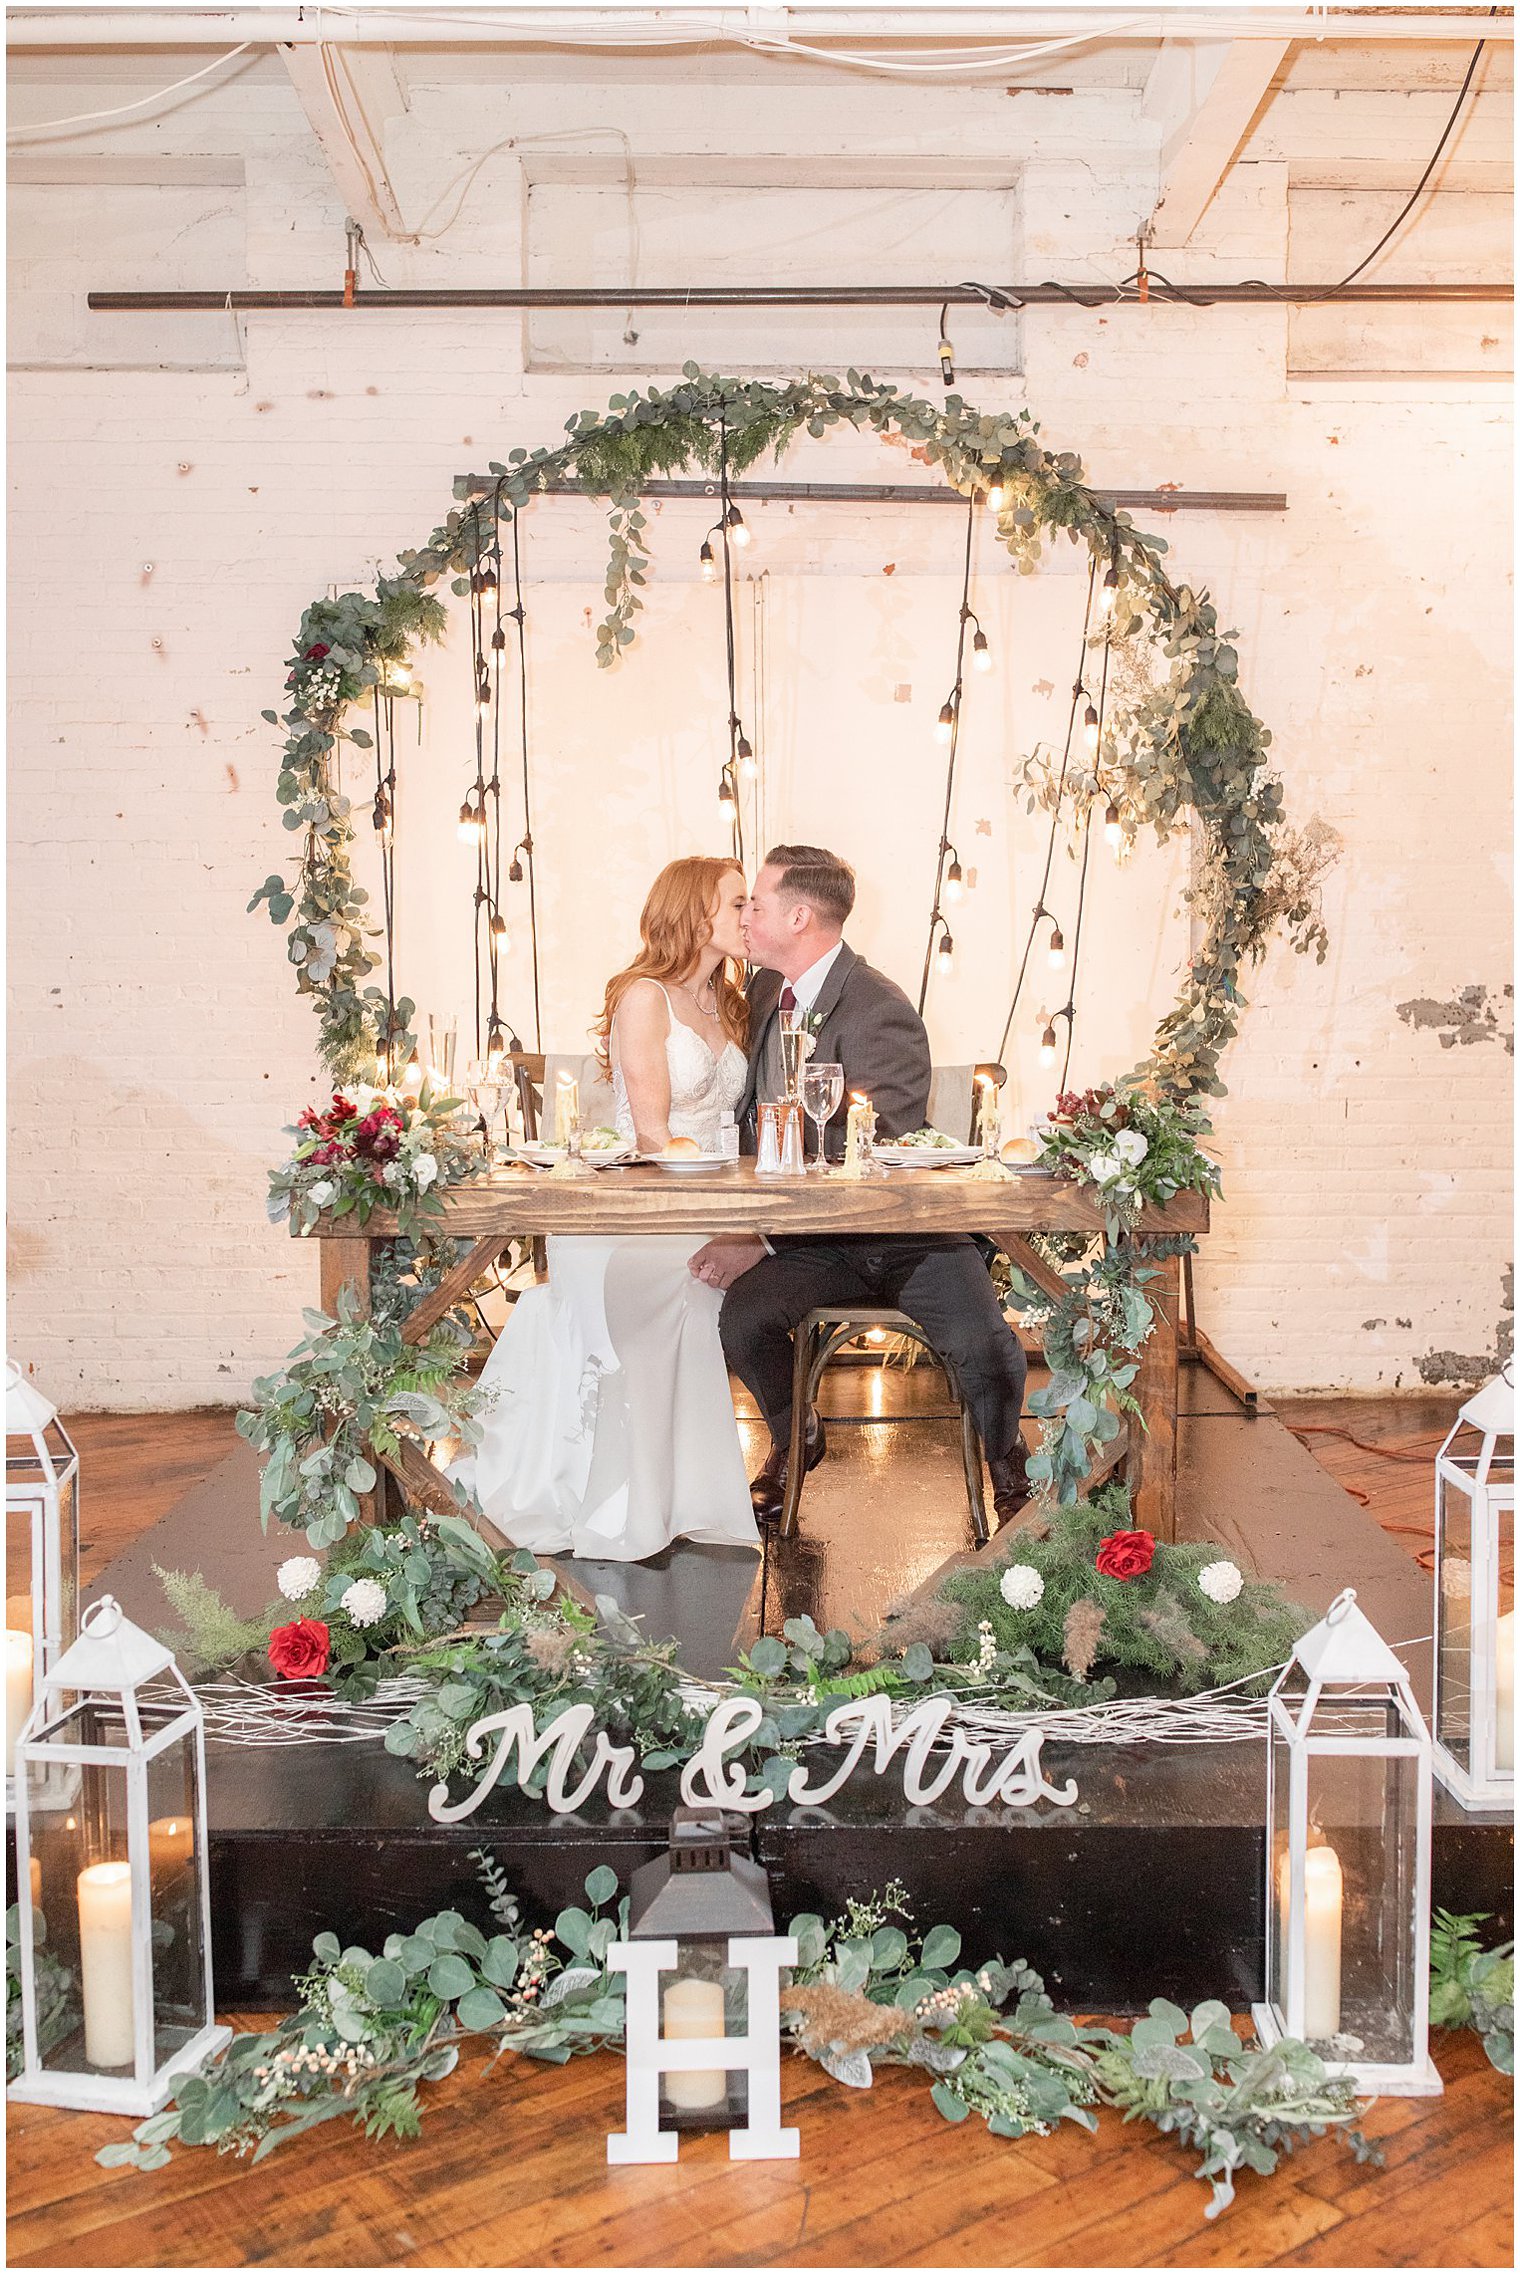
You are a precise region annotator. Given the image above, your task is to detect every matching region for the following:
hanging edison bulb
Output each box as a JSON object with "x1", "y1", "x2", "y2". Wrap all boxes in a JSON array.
[
  {"x1": 508, "y1": 853, "x2": 524, "y2": 884},
  {"x1": 971, "y1": 628, "x2": 992, "y2": 674},
  {"x1": 372, "y1": 789, "x2": 392, "y2": 844},
  {"x1": 1104, "y1": 801, "x2": 1122, "y2": 852},
  {"x1": 387, "y1": 660, "x2": 412, "y2": 690},
  {"x1": 936, "y1": 930, "x2": 955, "y2": 976},
  {"x1": 484, "y1": 1024, "x2": 507, "y2": 1074},
  {"x1": 1048, "y1": 924, "x2": 1065, "y2": 970},
  {"x1": 490, "y1": 910, "x2": 509, "y2": 951},
  {"x1": 935, "y1": 698, "x2": 956, "y2": 746},
  {"x1": 491, "y1": 624, "x2": 507, "y2": 653},
  {"x1": 726, "y1": 504, "x2": 751, "y2": 550},
  {"x1": 477, "y1": 562, "x2": 498, "y2": 602},
  {"x1": 1083, "y1": 701, "x2": 1100, "y2": 752},
  {"x1": 736, "y1": 735, "x2": 757, "y2": 782},
  {"x1": 1039, "y1": 1020, "x2": 1057, "y2": 1068},
  {"x1": 944, "y1": 858, "x2": 964, "y2": 905},
  {"x1": 718, "y1": 770, "x2": 736, "y2": 817},
  {"x1": 458, "y1": 797, "x2": 484, "y2": 845},
  {"x1": 1100, "y1": 562, "x2": 1120, "y2": 618},
  {"x1": 699, "y1": 539, "x2": 716, "y2": 583},
  {"x1": 985, "y1": 480, "x2": 1005, "y2": 513}
]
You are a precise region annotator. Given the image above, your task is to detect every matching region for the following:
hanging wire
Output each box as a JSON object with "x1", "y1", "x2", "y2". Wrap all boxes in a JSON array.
[
  {"x1": 714, "y1": 416, "x2": 750, "y2": 868},
  {"x1": 506, "y1": 508, "x2": 542, "y2": 1051},
  {"x1": 369, "y1": 680, "x2": 399, "y2": 1079},
  {"x1": 482, "y1": 488, "x2": 508, "y2": 1061},
  {"x1": 996, "y1": 554, "x2": 1100, "y2": 1065},
  {"x1": 918, "y1": 488, "x2": 979, "y2": 1012},
  {"x1": 1055, "y1": 629, "x2": 1114, "y2": 1093}
]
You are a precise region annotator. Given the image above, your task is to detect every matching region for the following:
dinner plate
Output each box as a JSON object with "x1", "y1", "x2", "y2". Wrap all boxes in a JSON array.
[
  {"x1": 507, "y1": 1144, "x2": 567, "y2": 1169},
  {"x1": 875, "y1": 1143, "x2": 983, "y2": 1169},
  {"x1": 648, "y1": 1154, "x2": 727, "y2": 1172},
  {"x1": 585, "y1": 1145, "x2": 636, "y2": 1168}
]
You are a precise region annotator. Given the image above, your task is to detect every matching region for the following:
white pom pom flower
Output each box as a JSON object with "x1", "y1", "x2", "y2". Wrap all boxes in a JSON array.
[
  {"x1": 340, "y1": 1577, "x2": 388, "y2": 1629},
  {"x1": 999, "y1": 1563, "x2": 1046, "y2": 1611},
  {"x1": 277, "y1": 1555, "x2": 321, "y2": 1602},
  {"x1": 1198, "y1": 1559, "x2": 1243, "y2": 1606}
]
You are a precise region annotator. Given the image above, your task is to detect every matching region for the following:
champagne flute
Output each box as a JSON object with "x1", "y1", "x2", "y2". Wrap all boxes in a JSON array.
[{"x1": 801, "y1": 1062, "x2": 845, "y2": 1172}]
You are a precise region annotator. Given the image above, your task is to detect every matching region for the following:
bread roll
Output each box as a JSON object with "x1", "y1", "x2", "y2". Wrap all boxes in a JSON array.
[
  {"x1": 1001, "y1": 1136, "x2": 1040, "y2": 1166},
  {"x1": 662, "y1": 1135, "x2": 703, "y2": 1158}
]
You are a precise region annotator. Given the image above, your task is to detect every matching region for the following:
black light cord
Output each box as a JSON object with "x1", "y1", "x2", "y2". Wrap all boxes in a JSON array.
[
  {"x1": 918, "y1": 487, "x2": 977, "y2": 1012},
  {"x1": 995, "y1": 554, "x2": 1098, "y2": 1064},
  {"x1": 1056, "y1": 630, "x2": 1111, "y2": 1094},
  {"x1": 716, "y1": 418, "x2": 747, "y2": 869},
  {"x1": 369, "y1": 680, "x2": 398, "y2": 1075},
  {"x1": 507, "y1": 508, "x2": 542, "y2": 1051}
]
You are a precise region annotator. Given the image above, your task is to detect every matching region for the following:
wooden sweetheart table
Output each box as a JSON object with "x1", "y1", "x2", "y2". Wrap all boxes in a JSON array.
[{"x1": 309, "y1": 1161, "x2": 1209, "y2": 1542}]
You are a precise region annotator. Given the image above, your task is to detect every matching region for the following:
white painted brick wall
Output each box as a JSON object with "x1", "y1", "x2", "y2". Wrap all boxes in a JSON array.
[{"x1": 6, "y1": 52, "x2": 1511, "y2": 1406}]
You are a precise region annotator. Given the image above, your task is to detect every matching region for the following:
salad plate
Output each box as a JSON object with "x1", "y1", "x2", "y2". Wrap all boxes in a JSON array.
[{"x1": 875, "y1": 1141, "x2": 983, "y2": 1169}]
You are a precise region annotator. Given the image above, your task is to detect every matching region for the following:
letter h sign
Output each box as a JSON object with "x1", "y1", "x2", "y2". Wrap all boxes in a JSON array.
[{"x1": 606, "y1": 1936, "x2": 800, "y2": 2164}]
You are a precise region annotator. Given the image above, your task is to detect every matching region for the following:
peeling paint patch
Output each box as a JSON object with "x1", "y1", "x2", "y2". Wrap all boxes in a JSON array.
[
  {"x1": 1418, "y1": 1269, "x2": 1515, "y2": 1386},
  {"x1": 1362, "y1": 1318, "x2": 1386, "y2": 1330},
  {"x1": 1397, "y1": 983, "x2": 1515, "y2": 1054}
]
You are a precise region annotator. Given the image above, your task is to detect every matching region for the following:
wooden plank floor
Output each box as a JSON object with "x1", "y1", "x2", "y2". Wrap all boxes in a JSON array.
[{"x1": 8, "y1": 1395, "x2": 1512, "y2": 2271}]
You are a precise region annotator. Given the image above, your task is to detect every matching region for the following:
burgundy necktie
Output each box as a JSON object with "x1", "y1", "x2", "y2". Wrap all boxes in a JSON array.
[{"x1": 779, "y1": 985, "x2": 797, "y2": 1016}]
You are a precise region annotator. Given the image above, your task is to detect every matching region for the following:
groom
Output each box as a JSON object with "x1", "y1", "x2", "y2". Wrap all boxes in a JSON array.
[{"x1": 687, "y1": 843, "x2": 1031, "y2": 1526}]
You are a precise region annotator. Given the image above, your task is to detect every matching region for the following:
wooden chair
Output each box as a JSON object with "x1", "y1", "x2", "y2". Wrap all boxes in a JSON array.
[{"x1": 778, "y1": 1060, "x2": 1011, "y2": 1542}]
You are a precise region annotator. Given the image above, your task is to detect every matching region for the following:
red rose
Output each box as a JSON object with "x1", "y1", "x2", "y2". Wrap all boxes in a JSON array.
[
  {"x1": 304, "y1": 642, "x2": 330, "y2": 662},
  {"x1": 268, "y1": 1618, "x2": 330, "y2": 1681},
  {"x1": 354, "y1": 1105, "x2": 402, "y2": 1162},
  {"x1": 1095, "y1": 1528, "x2": 1156, "y2": 1582}
]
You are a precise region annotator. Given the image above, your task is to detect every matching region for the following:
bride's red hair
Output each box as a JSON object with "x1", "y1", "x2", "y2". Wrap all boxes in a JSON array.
[{"x1": 594, "y1": 857, "x2": 750, "y2": 1076}]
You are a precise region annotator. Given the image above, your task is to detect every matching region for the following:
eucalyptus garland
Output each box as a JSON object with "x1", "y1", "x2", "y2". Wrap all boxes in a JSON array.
[
  {"x1": 74, "y1": 1870, "x2": 1375, "y2": 2221},
  {"x1": 252, "y1": 364, "x2": 1325, "y2": 1099}
]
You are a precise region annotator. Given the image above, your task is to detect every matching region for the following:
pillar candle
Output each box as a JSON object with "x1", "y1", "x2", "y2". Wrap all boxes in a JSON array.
[
  {"x1": 78, "y1": 1861, "x2": 136, "y2": 2069},
  {"x1": 148, "y1": 1816, "x2": 194, "y2": 1894},
  {"x1": 6, "y1": 1628, "x2": 33, "y2": 1775},
  {"x1": 554, "y1": 1072, "x2": 579, "y2": 1148},
  {"x1": 977, "y1": 1076, "x2": 1001, "y2": 1153},
  {"x1": 1495, "y1": 1609, "x2": 1514, "y2": 1774},
  {"x1": 1276, "y1": 1843, "x2": 1342, "y2": 2040},
  {"x1": 662, "y1": 1974, "x2": 727, "y2": 2111}
]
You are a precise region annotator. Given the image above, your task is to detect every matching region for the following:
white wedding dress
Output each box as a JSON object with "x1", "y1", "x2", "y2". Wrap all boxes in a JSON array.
[{"x1": 453, "y1": 990, "x2": 760, "y2": 1561}]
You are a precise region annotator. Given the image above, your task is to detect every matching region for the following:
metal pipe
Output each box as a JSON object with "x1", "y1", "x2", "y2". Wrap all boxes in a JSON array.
[
  {"x1": 515, "y1": 477, "x2": 1288, "y2": 515},
  {"x1": 88, "y1": 282, "x2": 1509, "y2": 311},
  {"x1": 10, "y1": 8, "x2": 1515, "y2": 44}
]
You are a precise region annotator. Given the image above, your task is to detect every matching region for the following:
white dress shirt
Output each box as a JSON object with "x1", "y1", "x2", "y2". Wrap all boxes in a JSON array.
[{"x1": 782, "y1": 939, "x2": 845, "y2": 1013}]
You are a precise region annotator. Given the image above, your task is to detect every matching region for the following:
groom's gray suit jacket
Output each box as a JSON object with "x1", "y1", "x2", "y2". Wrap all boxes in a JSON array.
[{"x1": 738, "y1": 940, "x2": 931, "y2": 1158}]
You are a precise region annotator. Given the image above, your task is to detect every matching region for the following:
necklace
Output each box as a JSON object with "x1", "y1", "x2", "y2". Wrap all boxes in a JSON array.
[{"x1": 675, "y1": 976, "x2": 721, "y2": 1020}]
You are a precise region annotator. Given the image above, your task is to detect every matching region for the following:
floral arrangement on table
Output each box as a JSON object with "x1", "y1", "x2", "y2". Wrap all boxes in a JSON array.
[
  {"x1": 81, "y1": 1869, "x2": 1376, "y2": 2220},
  {"x1": 267, "y1": 1083, "x2": 480, "y2": 1244},
  {"x1": 1037, "y1": 1081, "x2": 1223, "y2": 1236},
  {"x1": 236, "y1": 1287, "x2": 484, "y2": 1551},
  {"x1": 916, "y1": 1482, "x2": 1307, "y2": 1701}
]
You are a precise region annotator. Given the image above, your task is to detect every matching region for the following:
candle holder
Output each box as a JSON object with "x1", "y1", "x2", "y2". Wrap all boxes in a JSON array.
[
  {"x1": 8, "y1": 1596, "x2": 230, "y2": 2115},
  {"x1": 1253, "y1": 1588, "x2": 1440, "y2": 2097},
  {"x1": 6, "y1": 1363, "x2": 80, "y2": 1817},
  {"x1": 606, "y1": 1807, "x2": 798, "y2": 2163},
  {"x1": 1432, "y1": 1366, "x2": 1514, "y2": 1810}
]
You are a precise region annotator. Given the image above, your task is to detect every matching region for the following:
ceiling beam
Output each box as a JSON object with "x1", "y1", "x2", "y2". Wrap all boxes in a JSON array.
[
  {"x1": 1144, "y1": 37, "x2": 1291, "y2": 246},
  {"x1": 278, "y1": 41, "x2": 410, "y2": 241}
]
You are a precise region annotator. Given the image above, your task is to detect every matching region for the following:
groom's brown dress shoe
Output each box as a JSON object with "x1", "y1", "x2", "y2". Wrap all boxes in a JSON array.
[
  {"x1": 750, "y1": 1412, "x2": 827, "y2": 1527},
  {"x1": 987, "y1": 1445, "x2": 1034, "y2": 1526}
]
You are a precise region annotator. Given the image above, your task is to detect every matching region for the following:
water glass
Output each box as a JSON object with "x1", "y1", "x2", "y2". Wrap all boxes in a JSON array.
[{"x1": 801, "y1": 1062, "x2": 845, "y2": 1171}]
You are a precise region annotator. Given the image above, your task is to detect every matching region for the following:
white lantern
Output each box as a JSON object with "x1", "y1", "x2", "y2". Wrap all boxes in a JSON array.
[
  {"x1": 8, "y1": 1596, "x2": 230, "y2": 2114},
  {"x1": 5, "y1": 1361, "x2": 80, "y2": 1811},
  {"x1": 606, "y1": 1807, "x2": 798, "y2": 2164},
  {"x1": 1433, "y1": 1365, "x2": 1514, "y2": 1809},
  {"x1": 1253, "y1": 1588, "x2": 1440, "y2": 2096}
]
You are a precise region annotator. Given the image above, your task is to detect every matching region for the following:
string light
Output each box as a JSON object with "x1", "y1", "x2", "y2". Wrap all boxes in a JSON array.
[
  {"x1": 985, "y1": 480, "x2": 1005, "y2": 513},
  {"x1": 508, "y1": 852, "x2": 524, "y2": 885},
  {"x1": 726, "y1": 504, "x2": 750, "y2": 549},
  {"x1": 484, "y1": 1022, "x2": 507, "y2": 1075},
  {"x1": 1104, "y1": 800, "x2": 1122, "y2": 851},
  {"x1": 385, "y1": 660, "x2": 411, "y2": 690},
  {"x1": 1100, "y1": 561, "x2": 1120, "y2": 618},
  {"x1": 1039, "y1": 1019, "x2": 1058, "y2": 1068},
  {"x1": 371, "y1": 788, "x2": 392, "y2": 844},
  {"x1": 1048, "y1": 924, "x2": 1065, "y2": 969},
  {"x1": 944, "y1": 851, "x2": 964, "y2": 904},
  {"x1": 936, "y1": 930, "x2": 955, "y2": 975},
  {"x1": 935, "y1": 698, "x2": 956, "y2": 745},
  {"x1": 490, "y1": 910, "x2": 509, "y2": 950},
  {"x1": 971, "y1": 627, "x2": 992, "y2": 673},
  {"x1": 1083, "y1": 700, "x2": 1100, "y2": 752},
  {"x1": 718, "y1": 769, "x2": 736, "y2": 816},
  {"x1": 938, "y1": 335, "x2": 956, "y2": 386},
  {"x1": 699, "y1": 538, "x2": 716, "y2": 582},
  {"x1": 458, "y1": 797, "x2": 483, "y2": 845},
  {"x1": 490, "y1": 624, "x2": 506, "y2": 653},
  {"x1": 736, "y1": 734, "x2": 757, "y2": 782},
  {"x1": 478, "y1": 562, "x2": 498, "y2": 602}
]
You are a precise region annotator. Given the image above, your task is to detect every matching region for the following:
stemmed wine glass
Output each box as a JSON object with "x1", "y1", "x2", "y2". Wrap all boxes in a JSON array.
[{"x1": 801, "y1": 1062, "x2": 845, "y2": 1172}]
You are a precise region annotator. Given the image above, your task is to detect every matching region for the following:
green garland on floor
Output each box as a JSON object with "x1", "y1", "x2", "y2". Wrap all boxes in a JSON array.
[
  {"x1": 253, "y1": 365, "x2": 1326, "y2": 1098},
  {"x1": 1430, "y1": 1910, "x2": 1514, "y2": 2074},
  {"x1": 77, "y1": 1872, "x2": 1374, "y2": 2221}
]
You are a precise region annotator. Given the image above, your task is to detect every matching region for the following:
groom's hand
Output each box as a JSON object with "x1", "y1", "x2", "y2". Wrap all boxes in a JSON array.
[{"x1": 689, "y1": 1236, "x2": 766, "y2": 1291}]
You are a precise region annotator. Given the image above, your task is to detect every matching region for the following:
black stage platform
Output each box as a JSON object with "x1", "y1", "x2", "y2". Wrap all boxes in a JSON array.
[{"x1": 70, "y1": 1368, "x2": 1516, "y2": 2008}]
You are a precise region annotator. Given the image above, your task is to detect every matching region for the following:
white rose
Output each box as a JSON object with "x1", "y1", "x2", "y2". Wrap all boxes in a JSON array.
[
  {"x1": 306, "y1": 1179, "x2": 335, "y2": 1209},
  {"x1": 277, "y1": 1555, "x2": 322, "y2": 1602},
  {"x1": 1198, "y1": 1559, "x2": 1243, "y2": 1606},
  {"x1": 1113, "y1": 1128, "x2": 1149, "y2": 1167},
  {"x1": 340, "y1": 1577, "x2": 388, "y2": 1629},
  {"x1": 1088, "y1": 1151, "x2": 1124, "y2": 1186},
  {"x1": 413, "y1": 1152, "x2": 438, "y2": 1191},
  {"x1": 999, "y1": 1563, "x2": 1046, "y2": 1612}
]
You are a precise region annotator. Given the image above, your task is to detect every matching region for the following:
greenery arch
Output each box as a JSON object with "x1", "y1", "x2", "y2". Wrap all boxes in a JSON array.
[{"x1": 252, "y1": 365, "x2": 1326, "y2": 1094}]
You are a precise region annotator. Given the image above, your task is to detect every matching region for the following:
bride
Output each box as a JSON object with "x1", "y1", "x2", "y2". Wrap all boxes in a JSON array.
[{"x1": 456, "y1": 856, "x2": 760, "y2": 1561}]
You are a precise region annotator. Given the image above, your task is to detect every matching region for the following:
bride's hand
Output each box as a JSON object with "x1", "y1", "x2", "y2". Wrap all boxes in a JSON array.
[{"x1": 689, "y1": 1236, "x2": 766, "y2": 1290}]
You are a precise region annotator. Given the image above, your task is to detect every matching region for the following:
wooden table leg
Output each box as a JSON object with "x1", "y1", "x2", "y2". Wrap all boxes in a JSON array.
[
  {"x1": 1129, "y1": 1247, "x2": 1180, "y2": 1543},
  {"x1": 318, "y1": 1236, "x2": 372, "y2": 1321}
]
